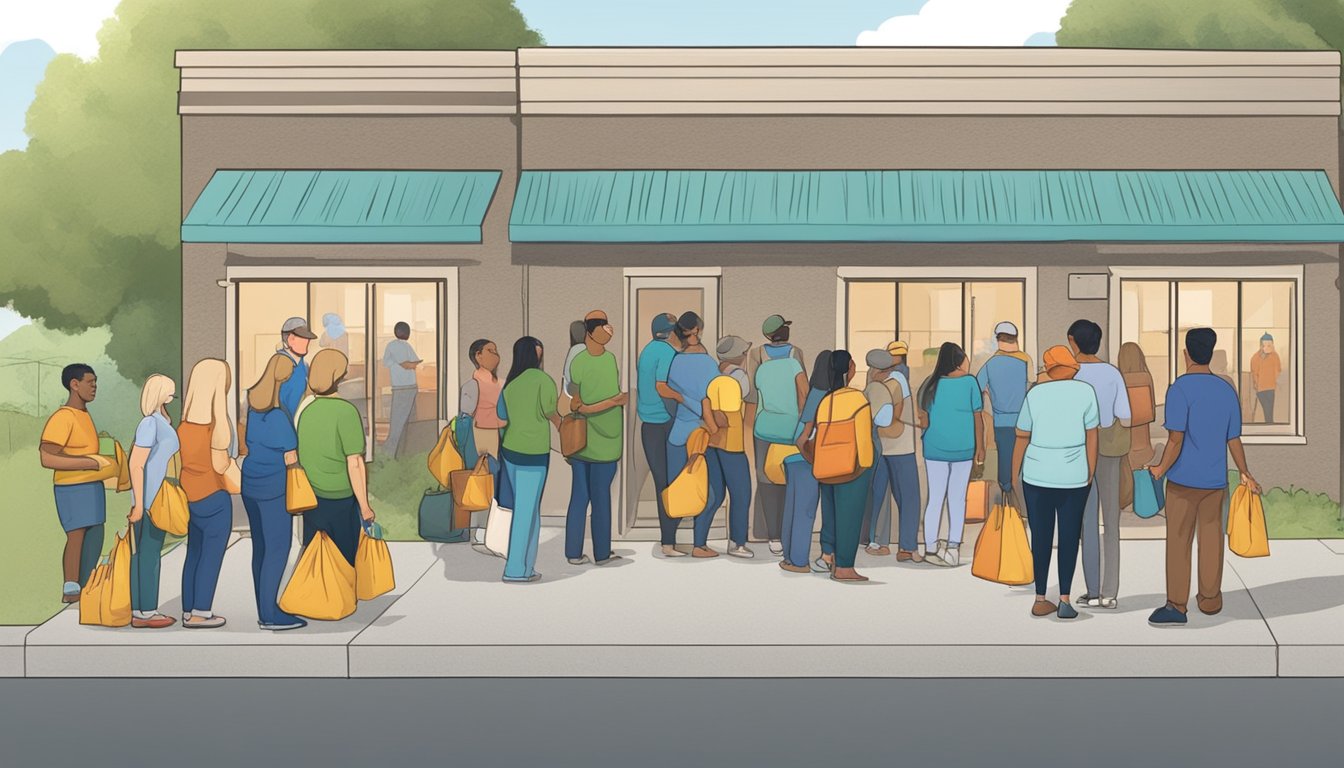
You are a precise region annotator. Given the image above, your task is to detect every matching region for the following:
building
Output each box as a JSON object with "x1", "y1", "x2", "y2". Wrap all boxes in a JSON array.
[{"x1": 177, "y1": 47, "x2": 1344, "y2": 539}]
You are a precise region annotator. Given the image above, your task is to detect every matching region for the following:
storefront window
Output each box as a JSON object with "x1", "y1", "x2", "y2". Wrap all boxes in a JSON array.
[{"x1": 373, "y1": 283, "x2": 440, "y2": 458}]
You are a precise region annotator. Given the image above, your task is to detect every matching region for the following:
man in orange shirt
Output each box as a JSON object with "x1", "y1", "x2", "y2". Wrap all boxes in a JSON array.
[{"x1": 1249, "y1": 333, "x2": 1282, "y2": 423}]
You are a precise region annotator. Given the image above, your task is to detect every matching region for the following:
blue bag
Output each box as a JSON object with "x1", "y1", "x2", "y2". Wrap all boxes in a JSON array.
[
  {"x1": 1133, "y1": 469, "x2": 1166, "y2": 519},
  {"x1": 417, "y1": 486, "x2": 469, "y2": 543}
]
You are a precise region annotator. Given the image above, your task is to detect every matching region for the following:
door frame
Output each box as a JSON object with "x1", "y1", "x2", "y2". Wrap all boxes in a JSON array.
[{"x1": 618, "y1": 267, "x2": 722, "y2": 539}]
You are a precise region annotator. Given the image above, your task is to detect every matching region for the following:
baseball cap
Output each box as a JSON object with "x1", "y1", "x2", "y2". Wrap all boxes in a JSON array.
[
  {"x1": 865, "y1": 349, "x2": 895, "y2": 370},
  {"x1": 716, "y1": 335, "x2": 752, "y2": 360},
  {"x1": 651, "y1": 313, "x2": 677, "y2": 339},
  {"x1": 762, "y1": 314, "x2": 791, "y2": 336},
  {"x1": 281, "y1": 317, "x2": 317, "y2": 340},
  {"x1": 886, "y1": 340, "x2": 909, "y2": 357},
  {"x1": 994, "y1": 321, "x2": 1019, "y2": 337}
]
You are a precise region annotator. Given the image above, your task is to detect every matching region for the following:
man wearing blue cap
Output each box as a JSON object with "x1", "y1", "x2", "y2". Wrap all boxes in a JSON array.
[
  {"x1": 637, "y1": 313, "x2": 685, "y2": 556},
  {"x1": 1250, "y1": 333, "x2": 1282, "y2": 423}
]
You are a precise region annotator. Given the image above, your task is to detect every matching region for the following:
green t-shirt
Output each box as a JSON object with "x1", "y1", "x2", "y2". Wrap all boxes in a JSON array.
[
  {"x1": 296, "y1": 397, "x2": 366, "y2": 499},
  {"x1": 501, "y1": 368, "x2": 559, "y2": 456},
  {"x1": 568, "y1": 348, "x2": 623, "y2": 463}
]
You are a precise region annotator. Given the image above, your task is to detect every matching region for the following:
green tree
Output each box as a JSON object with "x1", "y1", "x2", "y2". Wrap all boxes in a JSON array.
[{"x1": 0, "y1": 0, "x2": 542, "y2": 384}]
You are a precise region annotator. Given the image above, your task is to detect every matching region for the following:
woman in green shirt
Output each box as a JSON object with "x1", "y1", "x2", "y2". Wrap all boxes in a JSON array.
[{"x1": 498, "y1": 336, "x2": 562, "y2": 583}]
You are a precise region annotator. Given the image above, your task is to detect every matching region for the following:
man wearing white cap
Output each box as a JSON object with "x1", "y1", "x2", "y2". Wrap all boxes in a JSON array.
[
  {"x1": 276, "y1": 317, "x2": 317, "y2": 422},
  {"x1": 974, "y1": 321, "x2": 1032, "y2": 496}
]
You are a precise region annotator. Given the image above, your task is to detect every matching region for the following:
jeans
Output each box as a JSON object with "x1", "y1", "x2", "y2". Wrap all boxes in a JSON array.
[
  {"x1": 303, "y1": 495, "x2": 361, "y2": 566},
  {"x1": 242, "y1": 494, "x2": 296, "y2": 625},
  {"x1": 924, "y1": 459, "x2": 973, "y2": 551},
  {"x1": 130, "y1": 516, "x2": 166, "y2": 613},
  {"x1": 384, "y1": 386, "x2": 417, "y2": 459},
  {"x1": 566, "y1": 459, "x2": 617, "y2": 561},
  {"x1": 822, "y1": 468, "x2": 873, "y2": 569},
  {"x1": 752, "y1": 443, "x2": 786, "y2": 541},
  {"x1": 861, "y1": 444, "x2": 890, "y2": 547},
  {"x1": 1023, "y1": 482, "x2": 1090, "y2": 597},
  {"x1": 183, "y1": 490, "x2": 232, "y2": 615},
  {"x1": 820, "y1": 482, "x2": 837, "y2": 556},
  {"x1": 781, "y1": 460, "x2": 820, "y2": 567},
  {"x1": 641, "y1": 420, "x2": 679, "y2": 545},
  {"x1": 1081, "y1": 455, "x2": 1124, "y2": 599},
  {"x1": 869, "y1": 453, "x2": 920, "y2": 552},
  {"x1": 504, "y1": 460, "x2": 549, "y2": 580},
  {"x1": 994, "y1": 426, "x2": 1018, "y2": 492},
  {"x1": 1256, "y1": 390, "x2": 1275, "y2": 423},
  {"x1": 700, "y1": 448, "x2": 751, "y2": 547}
]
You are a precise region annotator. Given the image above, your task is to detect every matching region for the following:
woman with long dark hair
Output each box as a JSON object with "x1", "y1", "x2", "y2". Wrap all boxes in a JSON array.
[
  {"x1": 796, "y1": 350, "x2": 874, "y2": 582},
  {"x1": 496, "y1": 336, "x2": 562, "y2": 583},
  {"x1": 917, "y1": 342, "x2": 985, "y2": 568}
]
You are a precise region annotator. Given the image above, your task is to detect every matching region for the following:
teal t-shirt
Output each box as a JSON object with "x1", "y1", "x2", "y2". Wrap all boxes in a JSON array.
[
  {"x1": 1016, "y1": 380, "x2": 1100, "y2": 489},
  {"x1": 500, "y1": 368, "x2": 559, "y2": 457},
  {"x1": 568, "y1": 349, "x2": 623, "y2": 463},
  {"x1": 920, "y1": 375, "x2": 983, "y2": 463},
  {"x1": 296, "y1": 397, "x2": 366, "y2": 499}
]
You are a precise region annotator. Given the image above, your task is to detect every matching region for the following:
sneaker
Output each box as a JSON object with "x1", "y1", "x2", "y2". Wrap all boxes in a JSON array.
[
  {"x1": 594, "y1": 555, "x2": 623, "y2": 566},
  {"x1": 727, "y1": 545, "x2": 755, "y2": 559},
  {"x1": 567, "y1": 556, "x2": 591, "y2": 566},
  {"x1": 1098, "y1": 597, "x2": 1118, "y2": 610},
  {"x1": 866, "y1": 545, "x2": 892, "y2": 556},
  {"x1": 1076, "y1": 595, "x2": 1101, "y2": 608},
  {"x1": 660, "y1": 545, "x2": 687, "y2": 558},
  {"x1": 923, "y1": 551, "x2": 951, "y2": 567},
  {"x1": 691, "y1": 547, "x2": 719, "y2": 559},
  {"x1": 942, "y1": 546, "x2": 961, "y2": 567},
  {"x1": 1148, "y1": 604, "x2": 1188, "y2": 626},
  {"x1": 259, "y1": 619, "x2": 308, "y2": 631},
  {"x1": 183, "y1": 615, "x2": 227, "y2": 629},
  {"x1": 811, "y1": 556, "x2": 832, "y2": 573},
  {"x1": 1057, "y1": 601, "x2": 1079, "y2": 620},
  {"x1": 768, "y1": 540, "x2": 784, "y2": 555}
]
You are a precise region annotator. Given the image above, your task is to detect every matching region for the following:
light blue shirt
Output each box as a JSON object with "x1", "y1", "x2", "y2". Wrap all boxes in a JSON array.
[
  {"x1": 667, "y1": 351, "x2": 720, "y2": 446},
  {"x1": 1074, "y1": 362, "x2": 1131, "y2": 428},
  {"x1": 921, "y1": 376, "x2": 983, "y2": 463},
  {"x1": 382, "y1": 339, "x2": 420, "y2": 389},
  {"x1": 975, "y1": 353, "x2": 1030, "y2": 428},
  {"x1": 636, "y1": 339, "x2": 678, "y2": 424},
  {"x1": 1016, "y1": 380, "x2": 1100, "y2": 489},
  {"x1": 131, "y1": 412, "x2": 179, "y2": 510}
]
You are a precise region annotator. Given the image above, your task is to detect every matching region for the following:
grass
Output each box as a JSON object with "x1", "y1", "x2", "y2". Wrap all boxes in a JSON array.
[{"x1": 1263, "y1": 487, "x2": 1344, "y2": 539}]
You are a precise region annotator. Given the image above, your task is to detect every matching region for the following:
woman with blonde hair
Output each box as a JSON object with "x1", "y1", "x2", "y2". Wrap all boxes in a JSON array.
[
  {"x1": 125, "y1": 374, "x2": 179, "y2": 629},
  {"x1": 178, "y1": 359, "x2": 240, "y2": 629},
  {"x1": 296, "y1": 349, "x2": 375, "y2": 568},
  {"x1": 242, "y1": 354, "x2": 306, "y2": 630}
]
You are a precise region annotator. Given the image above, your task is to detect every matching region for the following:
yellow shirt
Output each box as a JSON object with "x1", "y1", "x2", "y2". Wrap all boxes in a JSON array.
[
  {"x1": 816, "y1": 388, "x2": 875, "y2": 470},
  {"x1": 706, "y1": 375, "x2": 745, "y2": 453},
  {"x1": 40, "y1": 406, "x2": 104, "y2": 486}
]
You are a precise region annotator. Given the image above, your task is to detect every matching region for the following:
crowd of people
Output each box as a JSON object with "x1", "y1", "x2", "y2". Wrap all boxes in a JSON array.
[{"x1": 39, "y1": 306, "x2": 1263, "y2": 629}]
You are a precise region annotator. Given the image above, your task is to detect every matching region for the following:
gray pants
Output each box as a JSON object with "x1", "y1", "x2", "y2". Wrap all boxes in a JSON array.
[
  {"x1": 751, "y1": 444, "x2": 786, "y2": 541},
  {"x1": 1081, "y1": 454, "x2": 1124, "y2": 599},
  {"x1": 384, "y1": 386, "x2": 417, "y2": 459}
]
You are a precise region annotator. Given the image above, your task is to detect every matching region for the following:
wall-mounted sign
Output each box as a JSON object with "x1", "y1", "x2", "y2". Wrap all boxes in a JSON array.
[{"x1": 1069, "y1": 273, "x2": 1109, "y2": 300}]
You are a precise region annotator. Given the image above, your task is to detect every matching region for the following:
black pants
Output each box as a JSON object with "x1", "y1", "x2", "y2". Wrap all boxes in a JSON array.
[
  {"x1": 1023, "y1": 482, "x2": 1090, "y2": 598},
  {"x1": 303, "y1": 495, "x2": 362, "y2": 566},
  {"x1": 641, "y1": 420, "x2": 679, "y2": 545}
]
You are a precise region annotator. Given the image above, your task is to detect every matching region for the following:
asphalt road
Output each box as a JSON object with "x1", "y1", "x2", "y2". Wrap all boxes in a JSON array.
[{"x1": 0, "y1": 677, "x2": 1337, "y2": 767}]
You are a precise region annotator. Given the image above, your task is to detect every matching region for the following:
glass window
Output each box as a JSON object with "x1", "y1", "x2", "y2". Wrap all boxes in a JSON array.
[
  {"x1": 1119, "y1": 281, "x2": 1171, "y2": 403},
  {"x1": 1240, "y1": 281, "x2": 1294, "y2": 426},
  {"x1": 901, "y1": 282, "x2": 962, "y2": 392},
  {"x1": 311, "y1": 283, "x2": 370, "y2": 443},
  {"x1": 966, "y1": 281, "x2": 1025, "y2": 375},
  {"x1": 374, "y1": 283, "x2": 440, "y2": 459},
  {"x1": 847, "y1": 282, "x2": 895, "y2": 376},
  {"x1": 236, "y1": 282, "x2": 306, "y2": 414}
]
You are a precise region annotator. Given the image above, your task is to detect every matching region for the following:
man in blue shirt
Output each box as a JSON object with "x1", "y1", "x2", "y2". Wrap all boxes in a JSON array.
[
  {"x1": 1147, "y1": 328, "x2": 1261, "y2": 627},
  {"x1": 276, "y1": 316, "x2": 315, "y2": 423},
  {"x1": 975, "y1": 321, "x2": 1031, "y2": 494},
  {"x1": 637, "y1": 313, "x2": 683, "y2": 557}
]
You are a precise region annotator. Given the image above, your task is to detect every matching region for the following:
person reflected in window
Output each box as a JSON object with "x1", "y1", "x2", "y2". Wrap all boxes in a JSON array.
[
  {"x1": 319, "y1": 313, "x2": 349, "y2": 356},
  {"x1": 1250, "y1": 333, "x2": 1282, "y2": 423},
  {"x1": 381, "y1": 321, "x2": 421, "y2": 460}
]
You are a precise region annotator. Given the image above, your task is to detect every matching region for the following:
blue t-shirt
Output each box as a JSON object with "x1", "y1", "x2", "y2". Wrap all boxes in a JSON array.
[
  {"x1": 132, "y1": 412, "x2": 180, "y2": 510},
  {"x1": 278, "y1": 351, "x2": 309, "y2": 423},
  {"x1": 921, "y1": 375, "x2": 984, "y2": 462},
  {"x1": 636, "y1": 339, "x2": 678, "y2": 425},
  {"x1": 242, "y1": 407, "x2": 299, "y2": 501},
  {"x1": 667, "y1": 351, "x2": 720, "y2": 446},
  {"x1": 1016, "y1": 380, "x2": 1099, "y2": 489},
  {"x1": 784, "y1": 387, "x2": 827, "y2": 466},
  {"x1": 975, "y1": 353, "x2": 1030, "y2": 428},
  {"x1": 1164, "y1": 373, "x2": 1241, "y2": 490}
]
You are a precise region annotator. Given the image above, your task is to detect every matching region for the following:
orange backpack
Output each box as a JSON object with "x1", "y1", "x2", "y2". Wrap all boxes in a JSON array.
[{"x1": 812, "y1": 392, "x2": 870, "y2": 484}]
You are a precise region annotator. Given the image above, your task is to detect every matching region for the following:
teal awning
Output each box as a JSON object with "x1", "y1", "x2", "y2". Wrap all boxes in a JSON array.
[
  {"x1": 508, "y1": 170, "x2": 1344, "y2": 243},
  {"x1": 183, "y1": 170, "x2": 501, "y2": 243}
]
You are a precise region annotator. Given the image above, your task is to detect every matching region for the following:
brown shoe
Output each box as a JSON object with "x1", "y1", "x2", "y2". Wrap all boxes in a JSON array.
[
  {"x1": 62, "y1": 592, "x2": 80, "y2": 604},
  {"x1": 831, "y1": 570, "x2": 870, "y2": 583},
  {"x1": 1032, "y1": 600, "x2": 1058, "y2": 617},
  {"x1": 778, "y1": 561, "x2": 810, "y2": 574},
  {"x1": 131, "y1": 614, "x2": 177, "y2": 629},
  {"x1": 1197, "y1": 595, "x2": 1223, "y2": 616},
  {"x1": 692, "y1": 547, "x2": 719, "y2": 558},
  {"x1": 867, "y1": 546, "x2": 892, "y2": 556}
]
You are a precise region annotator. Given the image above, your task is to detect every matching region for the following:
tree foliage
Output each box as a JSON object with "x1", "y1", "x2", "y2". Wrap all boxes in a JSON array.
[{"x1": 0, "y1": 0, "x2": 542, "y2": 384}]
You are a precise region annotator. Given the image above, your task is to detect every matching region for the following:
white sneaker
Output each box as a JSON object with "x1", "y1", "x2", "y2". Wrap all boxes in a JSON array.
[
  {"x1": 472, "y1": 527, "x2": 486, "y2": 545},
  {"x1": 943, "y1": 546, "x2": 961, "y2": 567},
  {"x1": 768, "y1": 540, "x2": 784, "y2": 555},
  {"x1": 661, "y1": 545, "x2": 687, "y2": 558},
  {"x1": 727, "y1": 545, "x2": 755, "y2": 559}
]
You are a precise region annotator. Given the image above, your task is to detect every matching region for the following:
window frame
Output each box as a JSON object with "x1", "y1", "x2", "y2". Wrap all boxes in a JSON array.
[{"x1": 1108, "y1": 265, "x2": 1304, "y2": 445}]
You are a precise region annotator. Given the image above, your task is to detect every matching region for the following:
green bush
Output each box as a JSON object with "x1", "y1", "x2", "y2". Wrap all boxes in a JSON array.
[
  {"x1": 367, "y1": 451, "x2": 435, "y2": 542},
  {"x1": 1263, "y1": 486, "x2": 1344, "y2": 539}
]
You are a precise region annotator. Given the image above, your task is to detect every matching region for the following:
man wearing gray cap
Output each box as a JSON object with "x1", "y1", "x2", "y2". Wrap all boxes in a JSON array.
[
  {"x1": 276, "y1": 317, "x2": 317, "y2": 422},
  {"x1": 862, "y1": 348, "x2": 921, "y2": 559}
]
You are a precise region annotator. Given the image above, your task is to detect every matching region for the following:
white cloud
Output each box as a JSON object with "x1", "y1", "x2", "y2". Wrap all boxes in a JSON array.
[
  {"x1": 0, "y1": 0, "x2": 121, "y2": 58},
  {"x1": 857, "y1": 0, "x2": 1071, "y2": 46},
  {"x1": 0, "y1": 306, "x2": 31, "y2": 342}
]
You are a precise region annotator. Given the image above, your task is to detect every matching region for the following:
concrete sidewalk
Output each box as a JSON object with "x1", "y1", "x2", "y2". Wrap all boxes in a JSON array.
[{"x1": 12, "y1": 532, "x2": 1344, "y2": 678}]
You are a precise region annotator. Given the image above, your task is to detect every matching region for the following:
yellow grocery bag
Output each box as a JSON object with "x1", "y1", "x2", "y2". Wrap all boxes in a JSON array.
[
  {"x1": 79, "y1": 525, "x2": 134, "y2": 627},
  {"x1": 427, "y1": 420, "x2": 465, "y2": 489},
  {"x1": 279, "y1": 531, "x2": 357, "y2": 621},
  {"x1": 663, "y1": 428, "x2": 710, "y2": 519},
  {"x1": 1228, "y1": 484, "x2": 1270, "y2": 558},
  {"x1": 148, "y1": 480, "x2": 190, "y2": 537},
  {"x1": 971, "y1": 497, "x2": 1034, "y2": 586},
  {"x1": 355, "y1": 523, "x2": 396, "y2": 601},
  {"x1": 763, "y1": 443, "x2": 800, "y2": 484},
  {"x1": 450, "y1": 456, "x2": 494, "y2": 513},
  {"x1": 97, "y1": 434, "x2": 132, "y2": 492},
  {"x1": 286, "y1": 466, "x2": 319, "y2": 514}
]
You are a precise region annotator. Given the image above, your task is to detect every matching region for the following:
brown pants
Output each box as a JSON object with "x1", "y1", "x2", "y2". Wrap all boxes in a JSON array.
[{"x1": 1165, "y1": 482, "x2": 1226, "y2": 614}]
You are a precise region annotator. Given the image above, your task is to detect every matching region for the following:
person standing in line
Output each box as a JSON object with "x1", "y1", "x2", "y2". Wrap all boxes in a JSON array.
[
  {"x1": 125, "y1": 374, "x2": 179, "y2": 629},
  {"x1": 276, "y1": 317, "x2": 317, "y2": 423},
  {"x1": 639, "y1": 313, "x2": 685, "y2": 557},
  {"x1": 1249, "y1": 333, "x2": 1282, "y2": 423},
  {"x1": 1068, "y1": 319, "x2": 1133, "y2": 610},
  {"x1": 746, "y1": 314, "x2": 808, "y2": 554},
  {"x1": 1147, "y1": 328, "x2": 1262, "y2": 627},
  {"x1": 459, "y1": 339, "x2": 506, "y2": 545},
  {"x1": 39, "y1": 364, "x2": 111, "y2": 603},
  {"x1": 975, "y1": 321, "x2": 1031, "y2": 496},
  {"x1": 862, "y1": 348, "x2": 921, "y2": 561},
  {"x1": 664, "y1": 312, "x2": 723, "y2": 559},
  {"x1": 565, "y1": 310, "x2": 629, "y2": 567},
  {"x1": 240, "y1": 355, "x2": 306, "y2": 631},
  {"x1": 497, "y1": 337, "x2": 562, "y2": 583},
  {"x1": 917, "y1": 342, "x2": 985, "y2": 568},
  {"x1": 798, "y1": 350, "x2": 874, "y2": 583},
  {"x1": 1011, "y1": 346, "x2": 1099, "y2": 620},
  {"x1": 780, "y1": 351, "x2": 834, "y2": 574},
  {"x1": 381, "y1": 321, "x2": 422, "y2": 459},
  {"x1": 178, "y1": 358, "x2": 241, "y2": 629},
  {"x1": 700, "y1": 335, "x2": 754, "y2": 558}
]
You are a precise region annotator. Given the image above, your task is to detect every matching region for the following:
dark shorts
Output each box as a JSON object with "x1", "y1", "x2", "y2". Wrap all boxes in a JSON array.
[{"x1": 54, "y1": 481, "x2": 107, "y2": 532}]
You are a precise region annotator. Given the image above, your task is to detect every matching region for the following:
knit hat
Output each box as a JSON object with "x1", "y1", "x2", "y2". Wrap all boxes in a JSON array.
[{"x1": 1260, "y1": 333, "x2": 1274, "y2": 342}]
